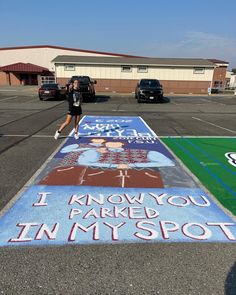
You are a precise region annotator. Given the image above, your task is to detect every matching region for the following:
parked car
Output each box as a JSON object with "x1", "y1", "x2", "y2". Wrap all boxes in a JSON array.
[
  {"x1": 38, "y1": 83, "x2": 67, "y2": 100},
  {"x1": 66, "y1": 76, "x2": 97, "y2": 102},
  {"x1": 135, "y1": 79, "x2": 163, "y2": 103}
]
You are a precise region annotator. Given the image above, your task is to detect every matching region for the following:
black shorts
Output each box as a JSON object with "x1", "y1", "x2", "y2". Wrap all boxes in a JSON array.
[{"x1": 68, "y1": 105, "x2": 82, "y2": 116}]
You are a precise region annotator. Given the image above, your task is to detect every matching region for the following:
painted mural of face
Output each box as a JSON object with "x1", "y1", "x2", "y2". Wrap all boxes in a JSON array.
[
  {"x1": 105, "y1": 141, "x2": 124, "y2": 149},
  {"x1": 91, "y1": 138, "x2": 106, "y2": 144}
]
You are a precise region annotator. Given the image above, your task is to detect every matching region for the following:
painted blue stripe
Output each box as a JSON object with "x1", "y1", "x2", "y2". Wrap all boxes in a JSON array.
[
  {"x1": 169, "y1": 137, "x2": 236, "y2": 197},
  {"x1": 182, "y1": 137, "x2": 236, "y2": 177}
]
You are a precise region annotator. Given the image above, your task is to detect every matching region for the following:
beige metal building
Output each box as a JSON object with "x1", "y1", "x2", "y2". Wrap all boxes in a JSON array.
[{"x1": 53, "y1": 55, "x2": 215, "y2": 94}]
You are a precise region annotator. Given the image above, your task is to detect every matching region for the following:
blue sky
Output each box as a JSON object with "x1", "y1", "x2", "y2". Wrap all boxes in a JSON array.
[{"x1": 0, "y1": 0, "x2": 235, "y2": 68}]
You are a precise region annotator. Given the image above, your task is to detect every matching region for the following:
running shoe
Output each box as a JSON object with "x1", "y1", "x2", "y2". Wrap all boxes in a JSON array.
[{"x1": 54, "y1": 130, "x2": 61, "y2": 140}]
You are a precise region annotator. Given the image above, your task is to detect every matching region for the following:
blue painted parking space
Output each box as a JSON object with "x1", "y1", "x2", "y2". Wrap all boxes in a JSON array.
[{"x1": 0, "y1": 116, "x2": 235, "y2": 246}]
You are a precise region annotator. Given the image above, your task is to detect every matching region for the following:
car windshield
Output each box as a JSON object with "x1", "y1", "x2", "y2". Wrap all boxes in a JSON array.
[
  {"x1": 140, "y1": 80, "x2": 160, "y2": 87},
  {"x1": 79, "y1": 77, "x2": 90, "y2": 84},
  {"x1": 72, "y1": 76, "x2": 90, "y2": 84},
  {"x1": 41, "y1": 84, "x2": 58, "y2": 89}
]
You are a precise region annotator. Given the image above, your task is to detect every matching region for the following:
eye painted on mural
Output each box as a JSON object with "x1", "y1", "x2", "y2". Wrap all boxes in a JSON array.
[{"x1": 225, "y1": 152, "x2": 236, "y2": 167}]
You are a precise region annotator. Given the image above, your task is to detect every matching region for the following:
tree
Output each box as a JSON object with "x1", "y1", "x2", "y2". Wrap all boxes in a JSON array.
[{"x1": 231, "y1": 68, "x2": 236, "y2": 74}]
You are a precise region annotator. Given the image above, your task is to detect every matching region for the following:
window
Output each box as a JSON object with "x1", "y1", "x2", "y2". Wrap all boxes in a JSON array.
[
  {"x1": 193, "y1": 68, "x2": 205, "y2": 74},
  {"x1": 121, "y1": 66, "x2": 132, "y2": 72},
  {"x1": 137, "y1": 66, "x2": 148, "y2": 73},
  {"x1": 64, "y1": 64, "x2": 75, "y2": 71},
  {"x1": 213, "y1": 81, "x2": 222, "y2": 87}
]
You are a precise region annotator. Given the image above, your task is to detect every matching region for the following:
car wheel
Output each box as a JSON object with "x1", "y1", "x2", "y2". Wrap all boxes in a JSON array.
[
  {"x1": 39, "y1": 96, "x2": 43, "y2": 100},
  {"x1": 159, "y1": 95, "x2": 164, "y2": 102},
  {"x1": 137, "y1": 95, "x2": 142, "y2": 103}
]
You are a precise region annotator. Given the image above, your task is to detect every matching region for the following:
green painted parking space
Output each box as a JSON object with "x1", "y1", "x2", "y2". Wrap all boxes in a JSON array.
[{"x1": 161, "y1": 137, "x2": 236, "y2": 215}]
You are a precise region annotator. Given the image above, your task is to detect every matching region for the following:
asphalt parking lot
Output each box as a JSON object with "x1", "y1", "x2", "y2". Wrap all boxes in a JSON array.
[{"x1": 0, "y1": 86, "x2": 236, "y2": 295}]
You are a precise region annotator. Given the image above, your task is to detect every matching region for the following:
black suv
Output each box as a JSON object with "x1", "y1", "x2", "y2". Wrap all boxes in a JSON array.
[
  {"x1": 67, "y1": 76, "x2": 97, "y2": 101},
  {"x1": 135, "y1": 79, "x2": 163, "y2": 103}
]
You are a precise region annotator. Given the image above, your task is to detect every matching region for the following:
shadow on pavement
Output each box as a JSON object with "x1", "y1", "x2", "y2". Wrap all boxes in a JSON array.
[
  {"x1": 94, "y1": 95, "x2": 111, "y2": 103},
  {"x1": 83, "y1": 95, "x2": 111, "y2": 103},
  {"x1": 225, "y1": 261, "x2": 236, "y2": 295},
  {"x1": 161, "y1": 96, "x2": 170, "y2": 103},
  {"x1": 141, "y1": 96, "x2": 170, "y2": 103}
]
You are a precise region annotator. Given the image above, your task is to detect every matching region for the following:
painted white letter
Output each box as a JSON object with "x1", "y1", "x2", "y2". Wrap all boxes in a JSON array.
[
  {"x1": 69, "y1": 208, "x2": 82, "y2": 219},
  {"x1": 189, "y1": 195, "x2": 210, "y2": 207},
  {"x1": 134, "y1": 221, "x2": 158, "y2": 240},
  {"x1": 107, "y1": 194, "x2": 125, "y2": 204},
  {"x1": 124, "y1": 193, "x2": 145, "y2": 205},
  {"x1": 182, "y1": 223, "x2": 212, "y2": 240},
  {"x1": 207, "y1": 222, "x2": 236, "y2": 241},
  {"x1": 103, "y1": 222, "x2": 126, "y2": 241},
  {"x1": 35, "y1": 223, "x2": 59, "y2": 240},
  {"x1": 86, "y1": 194, "x2": 104, "y2": 206},
  {"x1": 8, "y1": 223, "x2": 38, "y2": 243},
  {"x1": 167, "y1": 196, "x2": 190, "y2": 207},
  {"x1": 33, "y1": 192, "x2": 51, "y2": 207},
  {"x1": 128, "y1": 207, "x2": 145, "y2": 219},
  {"x1": 113, "y1": 207, "x2": 127, "y2": 218},
  {"x1": 145, "y1": 207, "x2": 159, "y2": 219},
  {"x1": 68, "y1": 222, "x2": 99, "y2": 241},
  {"x1": 149, "y1": 193, "x2": 167, "y2": 205},
  {"x1": 68, "y1": 194, "x2": 86, "y2": 205},
  {"x1": 159, "y1": 221, "x2": 179, "y2": 239},
  {"x1": 100, "y1": 208, "x2": 113, "y2": 218},
  {"x1": 83, "y1": 208, "x2": 99, "y2": 219}
]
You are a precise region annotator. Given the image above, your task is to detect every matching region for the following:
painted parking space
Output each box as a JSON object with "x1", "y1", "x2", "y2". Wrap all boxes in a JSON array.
[
  {"x1": 162, "y1": 137, "x2": 236, "y2": 215},
  {"x1": 0, "y1": 117, "x2": 235, "y2": 246}
]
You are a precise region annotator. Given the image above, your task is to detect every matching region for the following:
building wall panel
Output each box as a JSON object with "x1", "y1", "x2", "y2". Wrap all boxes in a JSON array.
[
  {"x1": 0, "y1": 72, "x2": 7, "y2": 85},
  {"x1": 56, "y1": 64, "x2": 213, "y2": 82},
  {"x1": 57, "y1": 77, "x2": 209, "y2": 94},
  {"x1": 9, "y1": 73, "x2": 21, "y2": 85},
  {"x1": 212, "y1": 66, "x2": 227, "y2": 87}
]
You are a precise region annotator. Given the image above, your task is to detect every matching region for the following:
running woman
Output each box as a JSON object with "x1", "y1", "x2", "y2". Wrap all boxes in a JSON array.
[{"x1": 54, "y1": 78, "x2": 82, "y2": 140}]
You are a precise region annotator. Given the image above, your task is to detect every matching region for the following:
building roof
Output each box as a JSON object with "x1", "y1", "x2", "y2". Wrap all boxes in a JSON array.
[
  {"x1": 208, "y1": 59, "x2": 229, "y2": 66},
  {"x1": 0, "y1": 62, "x2": 49, "y2": 73},
  {"x1": 0, "y1": 45, "x2": 143, "y2": 58},
  {"x1": 52, "y1": 55, "x2": 215, "y2": 67}
]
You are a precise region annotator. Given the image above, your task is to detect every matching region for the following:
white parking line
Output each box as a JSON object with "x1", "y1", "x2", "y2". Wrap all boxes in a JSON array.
[
  {"x1": 192, "y1": 117, "x2": 236, "y2": 134},
  {"x1": 200, "y1": 98, "x2": 225, "y2": 106},
  {"x1": 1, "y1": 134, "x2": 28, "y2": 137},
  {"x1": 0, "y1": 89, "x2": 17, "y2": 92},
  {"x1": 1, "y1": 134, "x2": 54, "y2": 138},
  {"x1": 0, "y1": 96, "x2": 18, "y2": 101},
  {"x1": 199, "y1": 98, "x2": 209, "y2": 102},
  {"x1": 26, "y1": 98, "x2": 39, "y2": 103}
]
